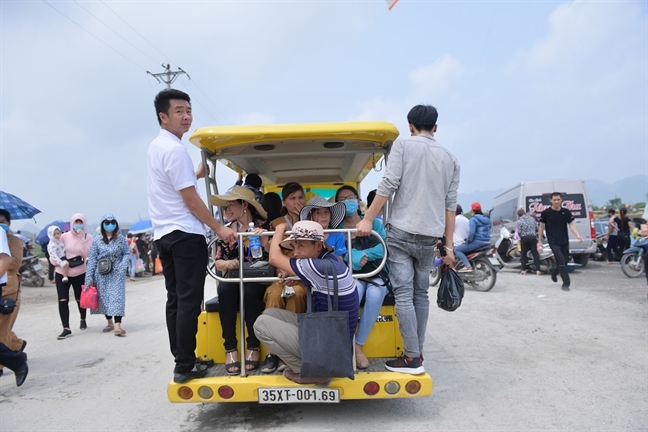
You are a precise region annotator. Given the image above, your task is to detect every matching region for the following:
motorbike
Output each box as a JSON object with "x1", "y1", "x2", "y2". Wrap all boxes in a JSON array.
[
  {"x1": 429, "y1": 243, "x2": 499, "y2": 292},
  {"x1": 20, "y1": 255, "x2": 45, "y2": 287},
  {"x1": 620, "y1": 218, "x2": 647, "y2": 278},
  {"x1": 592, "y1": 234, "x2": 607, "y2": 261},
  {"x1": 494, "y1": 227, "x2": 557, "y2": 274}
]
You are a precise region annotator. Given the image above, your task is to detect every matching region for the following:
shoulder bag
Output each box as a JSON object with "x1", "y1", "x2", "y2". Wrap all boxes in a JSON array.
[
  {"x1": 0, "y1": 287, "x2": 17, "y2": 315},
  {"x1": 298, "y1": 260, "x2": 354, "y2": 380},
  {"x1": 97, "y1": 251, "x2": 119, "y2": 275},
  {"x1": 67, "y1": 256, "x2": 85, "y2": 268}
]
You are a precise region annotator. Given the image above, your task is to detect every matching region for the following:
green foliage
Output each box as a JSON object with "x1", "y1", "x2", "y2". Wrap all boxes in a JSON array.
[{"x1": 606, "y1": 197, "x2": 623, "y2": 209}]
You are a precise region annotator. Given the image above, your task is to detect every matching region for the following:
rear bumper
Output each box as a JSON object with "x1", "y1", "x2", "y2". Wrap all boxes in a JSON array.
[
  {"x1": 570, "y1": 240, "x2": 596, "y2": 255},
  {"x1": 168, "y1": 370, "x2": 432, "y2": 403}
]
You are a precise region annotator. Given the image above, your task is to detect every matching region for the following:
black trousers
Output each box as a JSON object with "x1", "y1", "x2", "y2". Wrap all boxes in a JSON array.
[
  {"x1": 549, "y1": 243, "x2": 570, "y2": 285},
  {"x1": 617, "y1": 232, "x2": 631, "y2": 254},
  {"x1": 55, "y1": 273, "x2": 87, "y2": 328},
  {"x1": 217, "y1": 282, "x2": 266, "y2": 351},
  {"x1": 520, "y1": 236, "x2": 541, "y2": 271},
  {"x1": 0, "y1": 342, "x2": 25, "y2": 372},
  {"x1": 606, "y1": 235, "x2": 619, "y2": 262},
  {"x1": 157, "y1": 230, "x2": 208, "y2": 374}
]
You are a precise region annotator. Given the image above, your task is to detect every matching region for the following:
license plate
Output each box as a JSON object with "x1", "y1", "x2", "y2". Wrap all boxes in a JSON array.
[
  {"x1": 258, "y1": 387, "x2": 340, "y2": 404},
  {"x1": 489, "y1": 256, "x2": 500, "y2": 266},
  {"x1": 33, "y1": 263, "x2": 42, "y2": 271}
]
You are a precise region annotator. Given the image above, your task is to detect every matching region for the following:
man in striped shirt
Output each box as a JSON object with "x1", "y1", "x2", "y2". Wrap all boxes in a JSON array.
[{"x1": 254, "y1": 221, "x2": 358, "y2": 385}]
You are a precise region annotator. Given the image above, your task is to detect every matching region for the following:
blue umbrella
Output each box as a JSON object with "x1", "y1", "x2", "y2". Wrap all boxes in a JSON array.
[
  {"x1": 129, "y1": 219, "x2": 153, "y2": 234},
  {"x1": 0, "y1": 190, "x2": 41, "y2": 221},
  {"x1": 36, "y1": 220, "x2": 70, "y2": 246}
]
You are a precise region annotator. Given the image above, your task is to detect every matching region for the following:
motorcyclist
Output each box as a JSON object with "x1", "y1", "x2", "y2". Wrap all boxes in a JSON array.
[{"x1": 455, "y1": 202, "x2": 491, "y2": 271}]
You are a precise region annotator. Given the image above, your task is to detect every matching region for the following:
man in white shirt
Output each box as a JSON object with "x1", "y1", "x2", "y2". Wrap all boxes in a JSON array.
[
  {"x1": 147, "y1": 89, "x2": 236, "y2": 383},
  {"x1": 453, "y1": 204, "x2": 470, "y2": 247},
  {"x1": 0, "y1": 228, "x2": 28, "y2": 386}
]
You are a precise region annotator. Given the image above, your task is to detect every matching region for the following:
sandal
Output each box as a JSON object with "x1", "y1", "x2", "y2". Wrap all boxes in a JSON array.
[
  {"x1": 225, "y1": 350, "x2": 240, "y2": 376},
  {"x1": 245, "y1": 348, "x2": 261, "y2": 372},
  {"x1": 114, "y1": 328, "x2": 126, "y2": 337},
  {"x1": 102, "y1": 325, "x2": 114, "y2": 333},
  {"x1": 520, "y1": 270, "x2": 527, "y2": 275}
]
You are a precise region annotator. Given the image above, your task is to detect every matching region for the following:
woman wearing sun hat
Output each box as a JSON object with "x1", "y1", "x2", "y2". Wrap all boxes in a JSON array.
[
  {"x1": 299, "y1": 195, "x2": 347, "y2": 258},
  {"x1": 209, "y1": 186, "x2": 269, "y2": 375}
]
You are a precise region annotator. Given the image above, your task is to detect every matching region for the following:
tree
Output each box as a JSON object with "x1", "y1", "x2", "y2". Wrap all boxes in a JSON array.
[{"x1": 606, "y1": 197, "x2": 623, "y2": 209}]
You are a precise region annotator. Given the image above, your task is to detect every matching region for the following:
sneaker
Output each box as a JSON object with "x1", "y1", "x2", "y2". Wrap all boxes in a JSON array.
[
  {"x1": 561, "y1": 284, "x2": 570, "y2": 291},
  {"x1": 420, "y1": 352, "x2": 425, "y2": 365},
  {"x1": 385, "y1": 355, "x2": 425, "y2": 375},
  {"x1": 20, "y1": 340, "x2": 27, "y2": 352},
  {"x1": 551, "y1": 272, "x2": 558, "y2": 283},
  {"x1": 276, "y1": 360, "x2": 287, "y2": 372},
  {"x1": 260, "y1": 354, "x2": 279, "y2": 374},
  {"x1": 80, "y1": 320, "x2": 87, "y2": 330},
  {"x1": 57, "y1": 329, "x2": 72, "y2": 340}
]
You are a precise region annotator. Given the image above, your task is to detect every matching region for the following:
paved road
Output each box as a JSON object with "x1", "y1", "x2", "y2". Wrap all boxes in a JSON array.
[{"x1": 1, "y1": 262, "x2": 646, "y2": 431}]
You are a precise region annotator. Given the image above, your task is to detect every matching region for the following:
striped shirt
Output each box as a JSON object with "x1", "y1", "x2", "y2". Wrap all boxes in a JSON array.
[{"x1": 290, "y1": 250, "x2": 359, "y2": 341}]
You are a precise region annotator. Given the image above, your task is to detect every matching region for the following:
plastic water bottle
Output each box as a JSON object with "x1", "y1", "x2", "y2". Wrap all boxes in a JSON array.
[{"x1": 248, "y1": 222, "x2": 263, "y2": 259}]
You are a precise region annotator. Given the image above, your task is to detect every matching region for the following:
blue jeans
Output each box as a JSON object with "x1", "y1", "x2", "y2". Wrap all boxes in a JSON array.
[
  {"x1": 129, "y1": 254, "x2": 137, "y2": 278},
  {"x1": 385, "y1": 225, "x2": 437, "y2": 358},
  {"x1": 355, "y1": 278, "x2": 389, "y2": 346},
  {"x1": 455, "y1": 240, "x2": 490, "y2": 268}
]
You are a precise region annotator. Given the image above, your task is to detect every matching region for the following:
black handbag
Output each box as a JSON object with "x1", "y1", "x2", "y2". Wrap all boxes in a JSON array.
[
  {"x1": 226, "y1": 261, "x2": 276, "y2": 280},
  {"x1": 97, "y1": 252, "x2": 119, "y2": 275},
  {"x1": 437, "y1": 265, "x2": 465, "y2": 312},
  {"x1": 67, "y1": 256, "x2": 84, "y2": 268},
  {"x1": 298, "y1": 260, "x2": 354, "y2": 380},
  {"x1": 0, "y1": 288, "x2": 18, "y2": 315}
]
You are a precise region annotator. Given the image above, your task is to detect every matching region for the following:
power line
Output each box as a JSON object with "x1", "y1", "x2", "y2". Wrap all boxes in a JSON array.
[
  {"x1": 99, "y1": 0, "x2": 171, "y2": 64},
  {"x1": 147, "y1": 63, "x2": 189, "y2": 89},
  {"x1": 72, "y1": 0, "x2": 160, "y2": 67},
  {"x1": 41, "y1": 0, "x2": 148, "y2": 72},
  {"x1": 185, "y1": 78, "x2": 233, "y2": 125}
]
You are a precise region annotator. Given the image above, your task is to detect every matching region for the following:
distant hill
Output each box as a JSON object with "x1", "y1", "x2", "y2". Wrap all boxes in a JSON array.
[{"x1": 457, "y1": 175, "x2": 647, "y2": 211}]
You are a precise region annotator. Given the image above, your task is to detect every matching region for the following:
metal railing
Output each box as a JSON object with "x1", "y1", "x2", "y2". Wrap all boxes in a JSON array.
[{"x1": 207, "y1": 228, "x2": 388, "y2": 377}]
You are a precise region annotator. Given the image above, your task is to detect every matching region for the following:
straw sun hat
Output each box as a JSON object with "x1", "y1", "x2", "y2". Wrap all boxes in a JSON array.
[{"x1": 209, "y1": 186, "x2": 268, "y2": 220}]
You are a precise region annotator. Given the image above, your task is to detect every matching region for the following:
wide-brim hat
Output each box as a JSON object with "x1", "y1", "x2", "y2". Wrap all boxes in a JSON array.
[
  {"x1": 280, "y1": 220, "x2": 325, "y2": 245},
  {"x1": 209, "y1": 186, "x2": 268, "y2": 220},
  {"x1": 299, "y1": 195, "x2": 346, "y2": 229}
]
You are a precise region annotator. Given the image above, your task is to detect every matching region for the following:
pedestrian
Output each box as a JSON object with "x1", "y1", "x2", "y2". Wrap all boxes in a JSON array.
[
  {"x1": 84, "y1": 214, "x2": 130, "y2": 337},
  {"x1": 614, "y1": 208, "x2": 633, "y2": 254},
  {"x1": 0, "y1": 210, "x2": 26, "y2": 359},
  {"x1": 46, "y1": 227, "x2": 70, "y2": 282},
  {"x1": 604, "y1": 209, "x2": 619, "y2": 263},
  {"x1": 453, "y1": 204, "x2": 470, "y2": 248},
  {"x1": 126, "y1": 233, "x2": 138, "y2": 281},
  {"x1": 356, "y1": 104, "x2": 460, "y2": 374},
  {"x1": 0, "y1": 231, "x2": 28, "y2": 387},
  {"x1": 537, "y1": 192, "x2": 583, "y2": 291},
  {"x1": 56, "y1": 213, "x2": 93, "y2": 339},
  {"x1": 147, "y1": 88, "x2": 236, "y2": 384},
  {"x1": 516, "y1": 208, "x2": 542, "y2": 275}
]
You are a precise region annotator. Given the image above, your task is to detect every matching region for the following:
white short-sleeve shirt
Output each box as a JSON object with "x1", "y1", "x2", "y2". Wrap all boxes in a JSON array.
[
  {"x1": 0, "y1": 229, "x2": 11, "y2": 285},
  {"x1": 147, "y1": 129, "x2": 205, "y2": 240}
]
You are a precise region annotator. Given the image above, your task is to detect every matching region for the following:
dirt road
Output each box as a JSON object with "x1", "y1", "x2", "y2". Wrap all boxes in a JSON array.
[{"x1": 1, "y1": 261, "x2": 646, "y2": 431}]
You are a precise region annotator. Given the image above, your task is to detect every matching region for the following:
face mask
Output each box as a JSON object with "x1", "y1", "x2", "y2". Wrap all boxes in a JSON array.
[
  {"x1": 104, "y1": 223, "x2": 117, "y2": 233},
  {"x1": 73, "y1": 224, "x2": 84, "y2": 232},
  {"x1": 0, "y1": 223, "x2": 8, "y2": 233},
  {"x1": 344, "y1": 200, "x2": 359, "y2": 216}
]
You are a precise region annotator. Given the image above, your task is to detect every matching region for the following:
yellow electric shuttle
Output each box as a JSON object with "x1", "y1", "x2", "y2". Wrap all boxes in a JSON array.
[{"x1": 167, "y1": 121, "x2": 433, "y2": 403}]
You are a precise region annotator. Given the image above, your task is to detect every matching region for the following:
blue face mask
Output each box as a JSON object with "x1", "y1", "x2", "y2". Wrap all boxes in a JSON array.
[
  {"x1": 73, "y1": 224, "x2": 84, "y2": 232},
  {"x1": 0, "y1": 223, "x2": 8, "y2": 233},
  {"x1": 344, "y1": 200, "x2": 359, "y2": 216},
  {"x1": 104, "y1": 223, "x2": 117, "y2": 233}
]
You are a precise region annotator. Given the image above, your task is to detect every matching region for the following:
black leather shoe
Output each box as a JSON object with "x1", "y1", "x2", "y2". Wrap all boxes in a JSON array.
[
  {"x1": 15, "y1": 357, "x2": 28, "y2": 387},
  {"x1": 173, "y1": 367, "x2": 205, "y2": 383},
  {"x1": 260, "y1": 354, "x2": 279, "y2": 374}
]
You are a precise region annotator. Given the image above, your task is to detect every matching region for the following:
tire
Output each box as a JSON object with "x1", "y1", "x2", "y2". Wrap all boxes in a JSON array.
[
  {"x1": 429, "y1": 266, "x2": 441, "y2": 287},
  {"x1": 592, "y1": 244, "x2": 606, "y2": 262},
  {"x1": 573, "y1": 254, "x2": 589, "y2": 267},
  {"x1": 31, "y1": 272, "x2": 45, "y2": 287},
  {"x1": 469, "y1": 258, "x2": 497, "y2": 292},
  {"x1": 620, "y1": 253, "x2": 645, "y2": 278}
]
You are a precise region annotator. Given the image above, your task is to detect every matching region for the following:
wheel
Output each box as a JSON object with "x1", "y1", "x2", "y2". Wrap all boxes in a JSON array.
[
  {"x1": 31, "y1": 273, "x2": 45, "y2": 287},
  {"x1": 573, "y1": 254, "x2": 589, "y2": 267},
  {"x1": 620, "y1": 253, "x2": 645, "y2": 278},
  {"x1": 592, "y1": 244, "x2": 606, "y2": 261},
  {"x1": 469, "y1": 259, "x2": 497, "y2": 292},
  {"x1": 429, "y1": 266, "x2": 441, "y2": 287},
  {"x1": 206, "y1": 236, "x2": 219, "y2": 280}
]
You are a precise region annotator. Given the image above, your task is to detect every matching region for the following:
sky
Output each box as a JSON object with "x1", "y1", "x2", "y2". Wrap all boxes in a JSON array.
[{"x1": 1, "y1": 0, "x2": 647, "y2": 229}]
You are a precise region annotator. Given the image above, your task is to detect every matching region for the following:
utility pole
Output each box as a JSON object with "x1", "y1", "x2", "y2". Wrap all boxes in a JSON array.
[{"x1": 147, "y1": 64, "x2": 190, "y2": 89}]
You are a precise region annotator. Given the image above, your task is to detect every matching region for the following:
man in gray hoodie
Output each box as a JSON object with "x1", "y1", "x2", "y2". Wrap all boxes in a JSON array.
[{"x1": 357, "y1": 104, "x2": 460, "y2": 374}]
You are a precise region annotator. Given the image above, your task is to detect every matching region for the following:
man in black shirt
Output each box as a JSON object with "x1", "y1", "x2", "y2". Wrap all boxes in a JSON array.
[{"x1": 538, "y1": 192, "x2": 583, "y2": 291}]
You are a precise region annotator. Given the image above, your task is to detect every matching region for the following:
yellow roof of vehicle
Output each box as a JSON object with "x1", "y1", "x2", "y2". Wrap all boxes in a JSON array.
[{"x1": 189, "y1": 121, "x2": 399, "y2": 186}]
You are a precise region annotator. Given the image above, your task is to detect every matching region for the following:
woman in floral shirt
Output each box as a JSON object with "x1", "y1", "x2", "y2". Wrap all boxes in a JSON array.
[{"x1": 210, "y1": 186, "x2": 269, "y2": 375}]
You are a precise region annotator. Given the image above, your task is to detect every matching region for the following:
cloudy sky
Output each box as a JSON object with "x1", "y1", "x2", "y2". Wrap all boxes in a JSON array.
[{"x1": 1, "y1": 0, "x2": 646, "y2": 229}]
